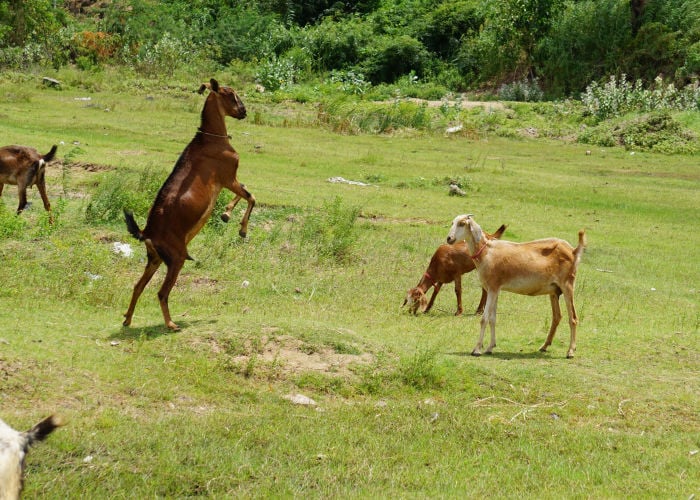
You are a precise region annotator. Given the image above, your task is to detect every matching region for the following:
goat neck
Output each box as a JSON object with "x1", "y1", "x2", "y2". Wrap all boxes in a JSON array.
[
  {"x1": 418, "y1": 272, "x2": 437, "y2": 291},
  {"x1": 198, "y1": 92, "x2": 230, "y2": 139}
]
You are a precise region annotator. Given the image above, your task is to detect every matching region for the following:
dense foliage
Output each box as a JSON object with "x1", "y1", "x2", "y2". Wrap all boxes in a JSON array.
[{"x1": 1, "y1": 0, "x2": 698, "y2": 99}]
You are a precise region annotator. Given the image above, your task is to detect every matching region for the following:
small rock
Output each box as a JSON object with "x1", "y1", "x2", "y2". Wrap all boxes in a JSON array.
[{"x1": 283, "y1": 393, "x2": 317, "y2": 406}]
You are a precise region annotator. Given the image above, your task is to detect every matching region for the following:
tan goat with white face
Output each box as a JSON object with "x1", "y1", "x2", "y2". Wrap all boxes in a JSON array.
[{"x1": 446, "y1": 215, "x2": 586, "y2": 358}]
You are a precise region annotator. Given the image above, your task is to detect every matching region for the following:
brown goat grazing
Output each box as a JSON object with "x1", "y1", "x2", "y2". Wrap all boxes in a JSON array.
[
  {"x1": 123, "y1": 79, "x2": 255, "y2": 330},
  {"x1": 0, "y1": 415, "x2": 62, "y2": 500},
  {"x1": 0, "y1": 145, "x2": 57, "y2": 216},
  {"x1": 446, "y1": 215, "x2": 585, "y2": 358},
  {"x1": 403, "y1": 224, "x2": 507, "y2": 316}
]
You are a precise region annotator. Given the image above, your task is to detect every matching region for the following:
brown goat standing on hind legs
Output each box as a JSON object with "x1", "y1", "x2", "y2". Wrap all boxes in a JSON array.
[
  {"x1": 403, "y1": 224, "x2": 507, "y2": 316},
  {"x1": 123, "y1": 79, "x2": 255, "y2": 330},
  {"x1": 446, "y1": 215, "x2": 585, "y2": 358},
  {"x1": 0, "y1": 144, "x2": 57, "y2": 218}
]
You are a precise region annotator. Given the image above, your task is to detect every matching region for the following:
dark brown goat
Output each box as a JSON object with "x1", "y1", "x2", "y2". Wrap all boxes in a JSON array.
[
  {"x1": 0, "y1": 144, "x2": 57, "y2": 216},
  {"x1": 403, "y1": 224, "x2": 506, "y2": 316},
  {"x1": 123, "y1": 79, "x2": 255, "y2": 330}
]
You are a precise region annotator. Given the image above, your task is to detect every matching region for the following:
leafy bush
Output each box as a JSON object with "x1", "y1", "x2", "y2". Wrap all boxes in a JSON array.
[
  {"x1": 255, "y1": 56, "x2": 298, "y2": 91},
  {"x1": 537, "y1": 0, "x2": 630, "y2": 97},
  {"x1": 358, "y1": 35, "x2": 430, "y2": 85},
  {"x1": 498, "y1": 78, "x2": 544, "y2": 102},
  {"x1": 135, "y1": 32, "x2": 201, "y2": 77},
  {"x1": 582, "y1": 74, "x2": 700, "y2": 120},
  {"x1": 328, "y1": 70, "x2": 371, "y2": 96},
  {"x1": 301, "y1": 16, "x2": 372, "y2": 72}
]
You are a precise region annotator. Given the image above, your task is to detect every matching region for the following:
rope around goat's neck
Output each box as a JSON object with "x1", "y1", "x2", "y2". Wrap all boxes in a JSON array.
[
  {"x1": 197, "y1": 128, "x2": 231, "y2": 139},
  {"x1": 470, "y1": 242, "x2": 487, "y2": 261}
]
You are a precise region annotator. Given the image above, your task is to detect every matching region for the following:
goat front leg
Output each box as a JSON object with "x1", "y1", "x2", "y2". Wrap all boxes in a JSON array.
[
  {"x1": 227, "y1": 181, "x2": 255, "y2": 238},
  {"x1": 474, "y1": 291, "x2": 497, "y2": 356},
  {"x1": 16, "y1": 182, "x2": 29, "y2": 213},
  {"x1": 425, "y1": 284, "x2": 441, "y2": 313},
  {"x1": 454, "y1": 276, "x2": 463, "y2": 316},
  {"x1": 220, "y1": 194, "x2": 241, "y2": 223},
  {"x1": 539, "y1": 293, "x2": 562, "y2": 353}
]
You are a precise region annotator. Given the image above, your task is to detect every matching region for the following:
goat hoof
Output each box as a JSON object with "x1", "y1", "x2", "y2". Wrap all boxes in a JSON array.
[
  {"x1": 238, "y1": 230, "x2": 247, "y2": 238},
  {"x1": 221, "y1": 213, "x2": 230, "y2": 223},
  {"x1": 566, "y1": 352, "x2": 575, "y2": 359},
  {"x1": 471, "y1": 350, "x2": 482, "y2": 357}
]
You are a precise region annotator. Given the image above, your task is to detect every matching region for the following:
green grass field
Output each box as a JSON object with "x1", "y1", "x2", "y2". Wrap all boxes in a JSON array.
[{"x1": 1, "y1": 75, "x2": 698, "y2": 498}]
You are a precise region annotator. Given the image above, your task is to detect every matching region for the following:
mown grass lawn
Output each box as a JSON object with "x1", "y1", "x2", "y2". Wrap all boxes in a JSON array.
[{"x1": 0, "y1": 77, "x2": 698, "y2": 498}]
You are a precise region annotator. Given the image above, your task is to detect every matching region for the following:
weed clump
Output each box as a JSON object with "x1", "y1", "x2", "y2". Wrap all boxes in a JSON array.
[
  {"x1": 578, "y1": 111, "x2": 698, "y2": 154},
  {"x1": 300, "y1": 196, "x2": 360, "y2": 262}
]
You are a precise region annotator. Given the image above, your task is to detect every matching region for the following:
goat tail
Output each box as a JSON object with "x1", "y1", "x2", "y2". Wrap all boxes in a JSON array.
[
  {"x1": 493, "y1": 224, "x2": 507, "y2": 239},
  {"x1": 42, "y1": 145, "x2": 58, "y2": 163},
  {"x1": 23, "y1": 415, "x2": 62, "y2": 447},
  {"x1": 574, "y1": 229, "x2": 586, "y2": 266},
  {"x1": 124, "y1": 209, "x2": 145, "y2": 241}
]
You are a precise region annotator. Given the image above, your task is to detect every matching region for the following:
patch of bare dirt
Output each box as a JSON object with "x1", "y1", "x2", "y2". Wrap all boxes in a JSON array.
[
  {"x1": 380, "y1": 97, "x2": 506, "y2": 110},
  {"x1": 199, "y1": 334, "x2": 374, "y2": 377}
]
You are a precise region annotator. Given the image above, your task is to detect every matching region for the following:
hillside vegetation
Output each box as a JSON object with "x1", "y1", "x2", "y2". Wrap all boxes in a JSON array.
[{"x1": 1, "y1": 0, "x2": 699, "y2": 99}]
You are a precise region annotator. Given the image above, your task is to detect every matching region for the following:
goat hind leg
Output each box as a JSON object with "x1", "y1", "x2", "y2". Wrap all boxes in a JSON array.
[
  {"x1": 539, "y1": 293, "x2": 562, "y2": 353},
  {"x1": 484, "y1": 293, "x2": 499, "y2": 354},
  {"x1": 562, "y1": 286, "x2": 579, "y2": 358},
  {"x1": 124, "y1": 253, "x2": 162, "y2": 326},
  {"x1": 157, "y1": 258, "x2": 186, "y2": 330}
]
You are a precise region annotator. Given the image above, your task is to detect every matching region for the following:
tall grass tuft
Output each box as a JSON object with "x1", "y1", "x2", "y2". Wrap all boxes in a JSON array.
[
  {"x1": 300, "y1": 196, "x2": 360, "y2": 262},
  {"x1": 398, "y1": 348, "x2": 447, "y2": 390},
  {"x1": 85, "y1": 166, "x2": 166, "y2": 224}
]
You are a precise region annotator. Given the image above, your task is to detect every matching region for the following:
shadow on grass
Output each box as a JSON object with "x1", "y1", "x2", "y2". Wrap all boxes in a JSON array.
[
  {"x1": 445, "y1": 350, "x2": 549, "y2": 360},
  {"x1": 110, "y1": 319, "x2": 217, "y2": 341}
]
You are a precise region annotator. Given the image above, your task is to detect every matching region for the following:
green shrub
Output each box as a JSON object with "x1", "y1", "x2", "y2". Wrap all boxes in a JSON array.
[{"x1": 359, "y1": 35, "x2": 430, "y2": 85}]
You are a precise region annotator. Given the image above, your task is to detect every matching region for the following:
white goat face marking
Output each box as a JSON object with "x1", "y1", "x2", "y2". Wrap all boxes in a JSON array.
[{"x1": 447, "y1": 214, "x2": 470, "y2": 243}]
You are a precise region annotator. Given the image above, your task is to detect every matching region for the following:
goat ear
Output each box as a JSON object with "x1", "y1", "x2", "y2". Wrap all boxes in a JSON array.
[
  {"x1": 469, "y1": 220, "x2": 483, "y2": 244},
  {"x1": 210, "y1": 78, "x2": 220, "y2": 93},
  {"x1": 197, "y1": 83, "x2": 210, "y2": 95}
]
